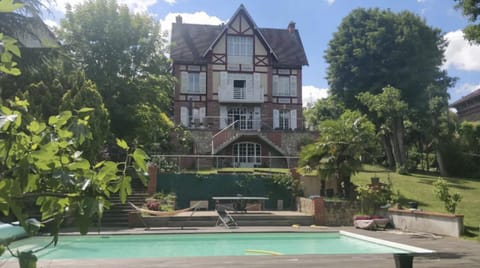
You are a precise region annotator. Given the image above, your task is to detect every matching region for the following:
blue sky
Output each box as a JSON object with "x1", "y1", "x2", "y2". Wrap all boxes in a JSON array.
[{"x1": 44, "y1": 0, "x2": 480, "y2": 106}]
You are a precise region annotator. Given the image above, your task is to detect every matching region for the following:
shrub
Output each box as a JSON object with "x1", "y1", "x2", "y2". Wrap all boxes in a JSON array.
[
  {"x1": 432, "y1": 178, "x2": 462, "y2": 214},
  {"x1": 356, "y1": 178, "x2": 399, "y2": 215}
]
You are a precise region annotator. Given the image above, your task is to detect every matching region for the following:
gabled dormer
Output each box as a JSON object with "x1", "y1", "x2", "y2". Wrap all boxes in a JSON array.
[{"x1": 203, "y1": 4, "x2": 278, "y2": 72}]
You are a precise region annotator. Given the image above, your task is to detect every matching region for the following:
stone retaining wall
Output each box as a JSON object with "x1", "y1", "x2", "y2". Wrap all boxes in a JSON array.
[
  {"x1": 297, "y1": 197, "x2": 360, "y2": 226},
  {"x1": 388, "y1": 208, "x2": 464, "y2": 237}
]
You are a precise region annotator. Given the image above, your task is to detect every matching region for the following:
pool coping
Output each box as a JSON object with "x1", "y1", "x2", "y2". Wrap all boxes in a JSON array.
[
  {"x1": 0, "y1": 226, "x2": 479, "y2": 268},
  {"x1": 340, "y1": 231, "x2": 435, "y2": 254}
]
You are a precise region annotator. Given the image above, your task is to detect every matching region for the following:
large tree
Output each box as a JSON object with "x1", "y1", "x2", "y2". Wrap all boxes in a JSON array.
[
  {"x1": 325, "y1": 8, "x2": 453, "y2": 172},
  {"x1": 325, "y1": 8, "x2": 447, "y2": 112},
  {"x1": 58, "y1": 0, "x2": 174, "y2": 146},
  {"x1": 455, "y1": 0, "x2": 480, "y2": 44}
]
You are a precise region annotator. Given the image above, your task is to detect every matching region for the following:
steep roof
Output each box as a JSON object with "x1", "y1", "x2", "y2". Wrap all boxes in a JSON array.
[
  {"x1": 170, "y1": 6, "x2": 308, "y2": 67},
  {"x1": 451, "y1": 88, "x2": 480, "y2": 107},
  {"x1": 170, "y1": 23, "x2": 222, "y2": 64}
]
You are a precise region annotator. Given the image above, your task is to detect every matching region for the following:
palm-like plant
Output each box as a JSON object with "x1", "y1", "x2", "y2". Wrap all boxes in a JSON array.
[{"x1": 300, "y1": 110, "x2": 376, "y2": 199}]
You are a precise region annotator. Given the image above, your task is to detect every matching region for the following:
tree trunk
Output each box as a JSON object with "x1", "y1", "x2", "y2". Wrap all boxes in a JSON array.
[
  {"x1": 381, "y1": 134, "x2": 395, "y2": 170},
  {"x1": 389, "y1": 131, "x2": 402, "y2": 169},
  {"x1": 436, "y1": 149, "x2": 448, "y2": 177},
  {"x1": 395, "y1": 118, "x2": 407, "y2": 166}
]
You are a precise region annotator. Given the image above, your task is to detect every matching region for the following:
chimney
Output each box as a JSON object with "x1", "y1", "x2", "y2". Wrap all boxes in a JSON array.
[
  {"x1": 176, "y1": 15, "x2": 183, "y2": 24},
  {"x1": 288, "y1": 21, "x2": 296, "y2": 33}
]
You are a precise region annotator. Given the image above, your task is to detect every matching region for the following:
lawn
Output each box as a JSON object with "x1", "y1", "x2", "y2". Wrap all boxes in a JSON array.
[{"x1": 352, "y1": 165, "x2": 480, "y2": 240}]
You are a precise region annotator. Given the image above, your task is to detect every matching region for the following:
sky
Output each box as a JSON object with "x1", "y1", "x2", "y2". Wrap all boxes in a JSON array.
[{"x1": 43, "y1": 0, "x2": 480, "y2": 107}]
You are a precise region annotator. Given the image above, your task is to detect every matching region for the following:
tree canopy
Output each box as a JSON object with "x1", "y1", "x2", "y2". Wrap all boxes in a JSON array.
[
  {"x1": 455, "y1": 0, "x2": 480, "y2": 44},
  {"x1": 325, "y1": 8, "x2": 447, "y2": 112},
  {"x1": 58, "y1": 0, "x2": 174, "y2": 146}
]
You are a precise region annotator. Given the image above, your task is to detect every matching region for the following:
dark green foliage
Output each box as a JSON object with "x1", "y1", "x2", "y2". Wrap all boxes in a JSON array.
[
  {"x1": 58, "y1": 0, "x2": 174, "y2": 147},
  {"x1": 304, "y1": 95, "x2": 345, "y2": 129},
  {"x1": 455, "y1": 0, "x2": 480, "y2": 44},
  {"x1": 325, "y1": 8, "x2": 447, "y2": 113}
]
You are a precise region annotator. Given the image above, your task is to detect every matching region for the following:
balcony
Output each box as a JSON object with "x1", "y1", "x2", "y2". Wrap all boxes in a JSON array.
[{"x1": 218, "y1": 86, "x2": 263, "y2": 103}]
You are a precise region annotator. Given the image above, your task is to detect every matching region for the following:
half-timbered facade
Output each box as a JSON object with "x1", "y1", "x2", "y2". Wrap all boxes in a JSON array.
[{"x1": 171, "y1": 5, "x2": 310, "y2": 168}]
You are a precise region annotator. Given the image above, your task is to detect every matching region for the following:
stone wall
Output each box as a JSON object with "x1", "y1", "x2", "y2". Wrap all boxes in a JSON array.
[
  {"x1": 280, "y1": 131, "x2": 316, "y2": 156},
  {"x1": 296, "y1": 197, "x2": 359, "y2": 226},
  {"x1": 323, "y1": 200, "x2": 360, "y2": 226},
  {"x1": 189, "y1": 130, "x2": 316, "y2": 157},
  {"x1": 190, "y1": 130, "x2": 214, "y2": 154},
  {"x1": 388, "y1": 208, "x2": 464, "y2": 237}
]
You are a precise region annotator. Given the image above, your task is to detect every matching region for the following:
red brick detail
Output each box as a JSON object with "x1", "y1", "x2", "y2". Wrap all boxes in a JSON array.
[
  {"x1": 312, "y1": 197, "x2": 325, "y2": 225},
  {"x1": 147, "y1": 164, "x2": 158, "y2": 195}
]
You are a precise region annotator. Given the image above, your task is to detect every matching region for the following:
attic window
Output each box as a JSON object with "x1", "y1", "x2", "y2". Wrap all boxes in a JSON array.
[{"x1": 227, "y1": 35, "x2": 253, "y2": 65}]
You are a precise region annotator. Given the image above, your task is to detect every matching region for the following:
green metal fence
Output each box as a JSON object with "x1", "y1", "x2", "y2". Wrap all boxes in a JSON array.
[{"x1": 156, "y1": 173, "x2": 293, "y2": 210}]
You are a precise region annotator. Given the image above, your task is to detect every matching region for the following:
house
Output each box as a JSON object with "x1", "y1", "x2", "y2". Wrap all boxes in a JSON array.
[
  {"x1": 170, "y1": 5, "x2": 313, "y2": 168},
  {"x1": 450, "y1": 88, "x2": 480, "y2": 122}
]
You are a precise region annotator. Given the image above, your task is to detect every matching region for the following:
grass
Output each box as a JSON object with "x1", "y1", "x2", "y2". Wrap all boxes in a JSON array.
[{"x1": 352, "y1": 165, "x2": 480, "y2": 240}]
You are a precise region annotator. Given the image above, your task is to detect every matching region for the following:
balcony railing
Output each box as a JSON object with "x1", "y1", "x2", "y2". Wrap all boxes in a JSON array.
[
  {"x1": 218, "y1": 87, "x2": 263, "y2": 103},
  {"x1": 182, "y1": 116, "x2": 309, "y2": 131}
]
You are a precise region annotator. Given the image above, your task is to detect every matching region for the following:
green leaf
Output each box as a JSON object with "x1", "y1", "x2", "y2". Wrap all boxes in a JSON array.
[
  {"x1": 78, "y1": 107, "x2": 94, "y2": 113},
  {"x1": 116, "y1": 138, "x2": 129, "y2": 150},
  {"x1": 118, "y1": 176, "x2": 132, "y2": 203},
  {"x1": 132, "y1": 148, "x2": 148, "y2": 173},
  {"x1": 27, "y1": 121, "x2": 46, "y2": 134},
  {"x1": 68, "y1": 159, "x2": 90, "y2": 170},
  {"x1": 0, "y1": 0, "x2": 24, "y2": 13}
]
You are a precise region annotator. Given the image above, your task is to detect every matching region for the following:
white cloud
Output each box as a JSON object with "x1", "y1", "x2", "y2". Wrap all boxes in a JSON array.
[
  {"x1": 160, "y1": 12, "x2": 225, "y2": 43},
  {"x1": 302, "y1": 85, "x2": 329, "y2": 107},
  {"x1": 164, "y1": 0, "x2": 176, "y2": 4},
  {"x1": 452, "y1": 82, "x2": 480, "y2": 97},
  {"x1": 44, "y1": 0, "x2": 157, "y2": 14},
  {"x1": 443, "y1": 30, "x2": 480, "y2": 71},
  {"x1": 325, "y1": 0, "x2": 335, "y2": 5}
]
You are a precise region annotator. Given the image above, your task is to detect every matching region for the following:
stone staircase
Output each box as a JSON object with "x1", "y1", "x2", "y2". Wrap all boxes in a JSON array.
[{"x1": 101, "y1": 179, "x2": 148, "y2": 228}]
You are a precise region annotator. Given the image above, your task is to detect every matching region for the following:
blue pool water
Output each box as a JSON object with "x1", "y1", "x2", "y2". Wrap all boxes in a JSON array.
[{"x1": 3, "y1": 232, "x2": 412, "y2": 259}]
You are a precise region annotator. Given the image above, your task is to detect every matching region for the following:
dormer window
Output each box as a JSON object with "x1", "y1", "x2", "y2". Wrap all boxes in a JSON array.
[{"x1": 227, "y1": 35, "x2": 253, "y2": 65}]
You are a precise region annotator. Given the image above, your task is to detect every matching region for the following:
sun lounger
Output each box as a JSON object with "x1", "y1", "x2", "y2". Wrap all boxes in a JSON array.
[
  {"x1": 354, "y1": 216, "x2": 389, "y2": 230},
  {"x1": 216, "y1": 208, "x2": 238, "y2": 228}
]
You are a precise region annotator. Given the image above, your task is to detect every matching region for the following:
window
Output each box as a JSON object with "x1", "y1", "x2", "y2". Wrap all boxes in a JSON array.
[
  {"x1": 277, "y1": 76, "x2": 290, "y2": 96},
  {"x1": 233, "y1": 80, "x2": 246, "y2": 99},
  {"x1": 279, "y1": 110, "x2": 290, "y2": 130},
  {"x1": 181, "y1": 72, "x2": 206, "y2": 94},
  {"x1": 273, "y1": 75, "x2": 297, "y2": 97},
  {"x1": 273, "y1": 109, "x2": 297, "y2": 130},
  {"x1": 188, "y1": 73, "x2": 200, "y2": 93},
  {"x1": 233, "y1": 142, "x2": 261, "y2": 166},
  {"x1": 227, "y1": 35, "x2": 253, "y2": 65}
]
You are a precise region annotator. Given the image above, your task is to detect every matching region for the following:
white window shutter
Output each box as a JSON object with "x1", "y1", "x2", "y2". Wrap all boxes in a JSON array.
[
  {"x1": 220, "y1": 71, "x2": 227, "y2": 89},
  {"x1": 181, "y1": 72, "x2": 188, "y2": 93},
  {"x1": 219, "y1": 106, "x2": 227, "y2": 129},
  {"x1": 246, "y1": 74, "x2": 253, "y2": 99},
  {"x1": 199, "y1": 107, "x2": 206, "y2": 121},
  {"x1": 199, "y1": 72, "x2": 206, "y2": 94},
  {"x1": 254, "y1": 73, "x2": 261, "y2": 100},
  {"x1": 290, "y1": 76, "x2": 297, "y2": 97},
  {"x1": 290, "y1": 109, "x2": 297, "y2": 130},
  {"x1": 272, "y1": 75, "x2": 279, "y2": 96},
  {"x1": 180, "y1": 106, "x2": 189, "y2": 127},
  {"x1": 273, "y1": 109, "x2": 279, "y2": 129}
]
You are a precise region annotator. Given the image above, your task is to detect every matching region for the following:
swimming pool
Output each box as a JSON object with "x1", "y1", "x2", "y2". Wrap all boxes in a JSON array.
[{"x1": 2, "y1": 231, "x2": 432, "y2": 259}]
